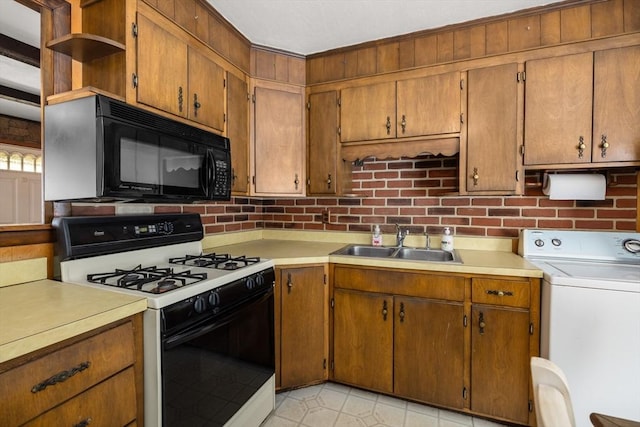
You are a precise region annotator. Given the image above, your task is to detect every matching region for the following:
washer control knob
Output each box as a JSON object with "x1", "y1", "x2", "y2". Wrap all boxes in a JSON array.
[
  {"x1": 535, "y1": 239, "x2": 544, "y2": 247},
  {"x1": 194, "y1": 296, "x2": 207, "y2": 313},
  {"x1": 551, "y1": 238, "x2": 562, "y2": 247}
]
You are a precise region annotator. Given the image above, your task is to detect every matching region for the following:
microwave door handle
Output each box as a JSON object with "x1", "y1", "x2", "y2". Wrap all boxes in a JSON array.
[{"x1": 204, "y1": 150, "x2": 215, "y2": 197}]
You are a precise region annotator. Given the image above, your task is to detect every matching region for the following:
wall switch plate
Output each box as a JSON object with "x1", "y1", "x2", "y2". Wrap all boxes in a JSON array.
[{"x1": 322, "y1": 209, "x2": 330, "y2": 224}]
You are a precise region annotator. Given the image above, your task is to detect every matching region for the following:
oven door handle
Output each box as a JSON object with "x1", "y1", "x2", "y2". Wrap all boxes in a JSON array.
[{"x1": 163, "y1": 289, "x2": 273, "y2": 350}]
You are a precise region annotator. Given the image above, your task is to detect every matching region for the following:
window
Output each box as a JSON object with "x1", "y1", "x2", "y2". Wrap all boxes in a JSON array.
[
  {"x1": 9, "y1": 153, "x2": 23, "y2": 171},
  {"x1": 23, "y1": 154, "x2": 36, "y2": 172},
  {"x1": 0, "y1": 151, "x2": 8, "y2": 170}
]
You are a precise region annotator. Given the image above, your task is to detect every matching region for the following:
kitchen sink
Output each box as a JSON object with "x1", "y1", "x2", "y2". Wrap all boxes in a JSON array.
[
  {"x1": 393, "y1": 247, "x2": 460, "y2": 263},
  {"x1": 332, "y1": 245, "x2": 397, "y2": 257},
  {"x1": 331, "y1": 245, "x2": 461, "y2": 263}
]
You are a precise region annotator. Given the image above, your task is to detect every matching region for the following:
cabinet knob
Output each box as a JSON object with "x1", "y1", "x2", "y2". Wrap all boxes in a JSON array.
[
  {"x1": 600, "y1": 134, "x2": 609, "y2": 158},
  {"x1": 399, "y1": 302, "x2": 405, "y2": 323},
  {"x1": 478, "y1": 312, "x2": 486, "y2": 335},
  {"x1": 577, "y1": 136, "x2": 586, "y2": 158},
  {"x1": 193, "y1": 93, "x2": 201, "y2": 116},
  {"x1": 178, "y1": 86, "x2": 184, "y2": 113},
  {"x1": 385, "y1": 116, "x2": 391, "y2": 135},
  {"x1": 472, "y1": 167, "x2": 479, "y2": 186},
  {"x1": 401, "y1": 114, "x2": 406, "y2": 134},
  {"x1": 287, "y1": 273, "x2": 293, "y2": 294},
  {"x1": 382, "y1": 300, "x2": 388, "y2": 320},
  {"x1": 327, "y1": 173, "x2": 332, "y2": 189}
]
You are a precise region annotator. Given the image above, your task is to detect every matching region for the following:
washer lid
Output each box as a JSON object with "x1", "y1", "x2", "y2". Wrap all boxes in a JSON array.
[{"x1": 534, "y1": 259, "x2": 640, "y2": 292}]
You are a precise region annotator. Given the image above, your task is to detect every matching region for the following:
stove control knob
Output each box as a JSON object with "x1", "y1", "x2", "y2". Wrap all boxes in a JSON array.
[
  {"x1": 208, "y1": 291, "x2": 220, "y2": 307},
  {"x1": 246, "y1": 276, "x2": 256, "y2": 290},
  {"x1": 551, "y1": 238, "x2": 562, "y2": 247},
  {"x1": 256, "y1": 273, "x2": 265, "y2": 287},
  {"x1": 193, "y1": 296, "x2": 207, "y2": 313},
  {"x1": 535, "y1": 239, "x2": 545, "y2": 247}
]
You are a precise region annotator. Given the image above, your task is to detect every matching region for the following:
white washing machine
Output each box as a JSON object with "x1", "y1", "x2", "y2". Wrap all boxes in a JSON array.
[{"x1": 520, "y1": 229, "x2": 640, "y2": 427}]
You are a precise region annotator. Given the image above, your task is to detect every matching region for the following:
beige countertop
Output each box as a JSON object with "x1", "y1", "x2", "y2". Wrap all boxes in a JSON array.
[
  {"x1": 0, "y1": 280, "x2": 147, "y2": 364},
  {"x1": 207, "y1": 237, "x2": 543, "y2": 278}
]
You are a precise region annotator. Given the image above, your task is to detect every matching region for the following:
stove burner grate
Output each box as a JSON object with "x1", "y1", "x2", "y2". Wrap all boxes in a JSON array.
[
  {"x1": 87, "y1": 265, "x2": 207, "y2": 293},
  {"x1": 169, "y1": 253, "x2": 261, "y2": 269}
]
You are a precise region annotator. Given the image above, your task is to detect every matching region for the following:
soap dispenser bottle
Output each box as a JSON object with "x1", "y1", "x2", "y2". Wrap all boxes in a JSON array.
[
  {"x1": 441, "y1": 227, "x2": 454, "y2": 251},
  {"x1": 372, "y1": 225, "x2": 383, "y2": 246}
]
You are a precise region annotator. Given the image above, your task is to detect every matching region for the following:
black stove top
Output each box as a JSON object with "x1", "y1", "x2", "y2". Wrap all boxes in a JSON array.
[
  {"x1": 169, "y1": 253, "x2": 261, "y2": 270},
  {"x1": 86, "y1": 265, "x2": 208, "y2": 294}
]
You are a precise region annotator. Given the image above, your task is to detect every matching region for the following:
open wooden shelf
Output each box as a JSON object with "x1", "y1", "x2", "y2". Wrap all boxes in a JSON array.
[{"x1": 46, "y1": 33, "x2": 124, "y2": 62}]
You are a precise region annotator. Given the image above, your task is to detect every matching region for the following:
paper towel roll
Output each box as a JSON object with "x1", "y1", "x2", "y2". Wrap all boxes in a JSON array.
[{"x1": 542, "y1": 173, "x2": 607, "y2": 200}]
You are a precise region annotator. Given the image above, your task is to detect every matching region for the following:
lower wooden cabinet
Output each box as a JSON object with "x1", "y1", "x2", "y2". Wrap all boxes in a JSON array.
[
  {"x1": 275, "y1": 264, "x2": 328, "y2": 390},
  {"x1": 0, "y1": 315, "x2": 144, "y2": 426},
  {"x1": 330, "y1": 265, "x2": 540, "y2": 426}
]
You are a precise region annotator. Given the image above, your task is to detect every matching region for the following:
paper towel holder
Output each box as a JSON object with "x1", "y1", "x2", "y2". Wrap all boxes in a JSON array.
[{"x1": 542, "y1": 171, "x2": 608, "y2": 200}]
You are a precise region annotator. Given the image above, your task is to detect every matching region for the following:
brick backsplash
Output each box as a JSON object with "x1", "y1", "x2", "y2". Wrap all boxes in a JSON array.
[{"x1": 69, "y1": 155, "x2": 638, "y2": 238}]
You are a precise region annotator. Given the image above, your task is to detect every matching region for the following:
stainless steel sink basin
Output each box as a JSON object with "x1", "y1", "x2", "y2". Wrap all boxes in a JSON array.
[
  {"x1": 331, "y1": 245, "x2": 462, "y2": 263},
  {"x1": 332, "y1": 245, "x2": 397, "y2": 257},
  {"x1": 393, "y1": 247, "x2": 461, "y2": 263}
]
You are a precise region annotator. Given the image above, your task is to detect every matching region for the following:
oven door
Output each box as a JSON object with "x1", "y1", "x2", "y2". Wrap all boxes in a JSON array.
[
  {"x1": 103, "y1": 119, "x2": 215, "y2": 201},
  {"x1": 161, "y1": 289, "x2": 275, "y2": 426}
]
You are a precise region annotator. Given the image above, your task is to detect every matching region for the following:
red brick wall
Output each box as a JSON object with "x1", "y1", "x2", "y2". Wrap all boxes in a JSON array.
[
  {"x1": 0, "y1": 115, "x2": 41, "y2": 148},
  {"x1": 69, "y1": 155, "x2": 638, "y2": 238}
]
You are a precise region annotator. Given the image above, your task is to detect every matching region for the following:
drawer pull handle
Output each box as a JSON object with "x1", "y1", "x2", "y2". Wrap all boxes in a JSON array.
[
  {"x1": 31, "y1": 361, "x2": 91, "y2": 393},
  {"x1": 74, "y1": 418, "x2": 92, "y2": 427},
  {"x1": 486, "y1": 290, "x2": 513, "y2": 297}
]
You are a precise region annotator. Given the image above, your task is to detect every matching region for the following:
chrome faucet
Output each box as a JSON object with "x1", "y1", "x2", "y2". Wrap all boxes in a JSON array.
[
  {"x1": 396, "y1": 224, "x2": 409, "y2": 247},
  {"x1": 424, "y1": 232, "x2": 430, "y2": 249}
]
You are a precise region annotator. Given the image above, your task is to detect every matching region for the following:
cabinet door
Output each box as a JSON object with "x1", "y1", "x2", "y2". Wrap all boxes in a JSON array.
[
  {"x1": 394, "y1": 297, "x2": 465, "y2": 409},
  {"x1": 227, "y1": 73, "x2": 250, "y2": 194},
  {"x1": 593, "y1": 45, "x2": 640, "y2": 163},
  {"x1": 524, "y1": 53, "x2": 593, "y2": 165},
  {"x1": 332, "y1": 289, "x2": 393, "y2": 393},
  {"x1": 253, "y1": 85, "x2": 304, "y2": 195},
  {"x1": 340, "y1": 82, "x2": 396, "y2": 142},
  {"x1": 396, "y1": 72, "x2": 461, "y2": 137},
  {"x1": 471, "y1": 305, "x2": 531, "y2": 425},
  {"x1": 308, "y1": 91, "x2": 338, "y2": 195},
  {"x1": 187, "y1": 48, "x2": 225, "y2": 132},
  {"x1": 136, "y1": 13, "x2": 188, "y2": 117},
  {"x1": 279, "y1": 266, "x2": 327, "y2": 389},
  {"x1": 467, "y1": 63, "x2": 520, "y2": 192}
]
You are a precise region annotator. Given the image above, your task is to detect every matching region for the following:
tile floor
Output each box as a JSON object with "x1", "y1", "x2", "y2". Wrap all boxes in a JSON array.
[{"x1": 261, "y1": 382, "x2": 509, "y2": 427}]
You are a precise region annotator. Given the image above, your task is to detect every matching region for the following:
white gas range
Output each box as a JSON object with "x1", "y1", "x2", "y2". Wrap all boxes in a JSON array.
[
  {"x1": 519, "y1": 229, "x2": 640, "y2": 426},
  {"x1": 53, "y1": 213, "x2": 276, "y2": 427}
]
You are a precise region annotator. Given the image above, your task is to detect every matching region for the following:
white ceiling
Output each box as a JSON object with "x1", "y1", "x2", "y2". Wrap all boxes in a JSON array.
[
  {"x1": 0, "y1": 0, "x2": 556, "y2": 122},
  {"x1": 207, "y1": 0, "x2": 553, "y2": 55}
]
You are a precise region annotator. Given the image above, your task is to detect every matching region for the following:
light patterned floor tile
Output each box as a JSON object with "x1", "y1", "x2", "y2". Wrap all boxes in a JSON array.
[{"x1": 262, "y1": 383, "x2": 509, "y2": 427}]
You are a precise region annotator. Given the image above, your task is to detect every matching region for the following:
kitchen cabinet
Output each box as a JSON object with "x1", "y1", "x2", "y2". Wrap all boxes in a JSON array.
[
  {"x1": 227, "y1": 72, "x2": 250, "y2": 194},
  {"x1": 330, "y1": 265, "x2": 540, "y2": 426},
  {"x1": 307, "y1": 90, "x2": 339, "y2": 195},
  {"x1": 136, "y1": 11, "x2": 225, "y2": 132},
  {"x1": 275, "y1": 265, "x2": 328, "y2": 390},
  {"x1": 340, "y1": 72, "x2": 461, "y2": 143},
  {"x1": 252, "y1": 80, "x2": 305, "y2": 196},
  {"x1": 524, "y1": 45, "x2": 640, "y2": 167},
  {"x1": 470, "y1": 277, "x2": 538, "y2": 425},
  {"x1": 0, "y1": 316, "x2": 143, "y2": 426},
  {"x1": 465, "y1": 63, "x2": 523, "y2": 194},
  {"x1": 331, "y1": 266, "x2": 465, "y2": 407}
]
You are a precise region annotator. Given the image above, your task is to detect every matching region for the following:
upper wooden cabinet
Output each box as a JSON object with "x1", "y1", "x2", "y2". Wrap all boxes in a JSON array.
[
  {"x1": 135, "y1": 12, "x2": 225, "y2": 132},
  {"x1": 340, "y1": 72, "x2": 461, "y2": 143},
  {"x1": 252, "y1": 81, "x2": 305, "y2": 196},
  {"x1": 523, "y1": 52, "x2": 593, "y2": 166},
  {"x1": 524, "y1": 45, "x2": 640, "y2": 167},
  {"x1": 307, "y1": 91, "x2": 340, "y2": 196},
  {"x1": 465, "y1": 63, "x2": 523, "y2": 194},
  {"x1": 592, "y1": 45, "x2": 640, "y2": 163},
  {"x1": 227, "y1": 73, "x2": 250, "y2": 194}
]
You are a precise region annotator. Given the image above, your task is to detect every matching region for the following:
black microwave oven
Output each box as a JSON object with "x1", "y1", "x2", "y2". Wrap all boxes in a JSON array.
[{"x1": 44, "y1": 95, "x2": 231, "y2": 203}]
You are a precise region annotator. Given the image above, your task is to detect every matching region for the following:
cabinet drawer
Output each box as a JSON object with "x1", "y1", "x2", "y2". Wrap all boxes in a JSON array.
[
  {"x1": 0, "y1": 322, "x2": 135, "y2": 426},
  {"x1": 333, "y1": 266, "x2": 464, "y2": 301},
  {"x1": 24, "y1": 367, "x2": 137, "y2": 427},
  {"x1": 472, "y1": 278, "x2": 530, "y2": 308}
]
